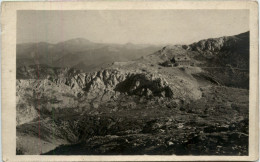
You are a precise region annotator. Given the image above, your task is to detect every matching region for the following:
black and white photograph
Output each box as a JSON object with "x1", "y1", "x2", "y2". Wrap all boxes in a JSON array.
[
  {"x1": 1, "y1": 1, "x2": 258, "y2": 161},
  {"x1": 15, "y1": 9, "x2": 251, "y2": 155}
]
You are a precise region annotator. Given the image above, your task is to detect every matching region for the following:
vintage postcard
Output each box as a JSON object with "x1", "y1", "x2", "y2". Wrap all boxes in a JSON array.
[{"x1": 1, "y1": 1, "x2": 259, "y2": 161}]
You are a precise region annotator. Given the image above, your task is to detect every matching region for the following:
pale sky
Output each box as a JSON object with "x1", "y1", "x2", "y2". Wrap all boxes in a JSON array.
[{"x1": 17, "y1": 10, "x2": 249, "y2": 45}]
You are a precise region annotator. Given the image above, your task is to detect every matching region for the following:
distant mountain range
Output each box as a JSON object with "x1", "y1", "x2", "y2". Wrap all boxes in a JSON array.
[{"x1": 17, "y1": 38, "x2": 163, "y2": 72}]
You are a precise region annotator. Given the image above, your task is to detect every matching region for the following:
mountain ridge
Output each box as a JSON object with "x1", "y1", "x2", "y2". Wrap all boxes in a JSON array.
[{"x1": 17, "y1": 38, "x2": 163, "y2": 71}]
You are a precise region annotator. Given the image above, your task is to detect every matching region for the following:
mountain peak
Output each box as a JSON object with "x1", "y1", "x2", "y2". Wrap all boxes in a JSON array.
[{"x1": 58, "y1": 38, "x2": 93, "y2": 45}]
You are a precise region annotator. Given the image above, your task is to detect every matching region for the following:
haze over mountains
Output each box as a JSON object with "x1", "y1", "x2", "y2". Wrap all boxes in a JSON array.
[
  {"x1": 17, "y1": 38, "x2": 163, "y2": 72},
  {"x1": 16, "y1": 32, "x2": 249, "y2": 155}
]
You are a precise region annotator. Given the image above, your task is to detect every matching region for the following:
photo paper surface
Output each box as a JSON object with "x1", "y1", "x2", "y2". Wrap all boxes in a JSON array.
[{"x1": 1, "y1": 1, "x2": 258, "y2": 161}]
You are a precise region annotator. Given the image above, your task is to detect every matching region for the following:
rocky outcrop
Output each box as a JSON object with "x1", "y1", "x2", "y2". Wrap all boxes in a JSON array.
[
  {"x1": 16, "y1": 69, "x2": 176, "y2": 125},
  {"x1": 115, "y1": 73, "x2": 173, "y2": 98},
  {"x1": 187, "y1": 32, "x2": 249, "y2": 56},
  {"x1": 188, "y1": 37, "x2": 229, "y2": 55},
  {"x1": 47, "y1": 69, "x2": 177, "y2": 100}
]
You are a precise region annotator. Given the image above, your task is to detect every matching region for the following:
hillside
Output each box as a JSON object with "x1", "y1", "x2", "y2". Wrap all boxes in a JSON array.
[
  {"x1": 188, "y1": 31, "x2": 249, "y2": 88},
  {"x1": 146, "y1": 31, "x2": 249, "y2": 89},
  {"x1": 16, "y1": 32, "x2": 249, "y2": 155}
]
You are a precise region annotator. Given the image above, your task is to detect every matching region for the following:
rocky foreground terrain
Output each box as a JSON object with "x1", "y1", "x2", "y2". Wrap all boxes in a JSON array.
[{"x1": 16, "y1": 32, "x2": 249, "y2": 155}]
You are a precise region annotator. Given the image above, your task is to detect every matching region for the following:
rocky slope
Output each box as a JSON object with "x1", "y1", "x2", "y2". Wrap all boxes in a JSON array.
[
  {"x1": 189, "y1": 32, "x2": 249, "y2": 89},
  {"x1": 16, "y1": 32, "x2": 249, "y2": 155},
  {"x1": 187, "y1": 32, "x2": 249, "y2": 69},
  {"x1": 16, "y1": 65, "x2": 202, "y2": 125},
  {"x1": 150, "y1": 32, "x2": 249, "y2": 89}
]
